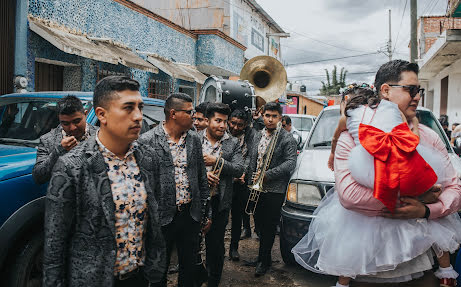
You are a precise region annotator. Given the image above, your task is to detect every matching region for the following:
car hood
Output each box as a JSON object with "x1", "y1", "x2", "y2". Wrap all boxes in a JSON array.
[
  {"x1": 293, "y1": 148, "x2": 334, "y2": 182},
  {"x1": 0, "y1": 144, "x2": 37, "y2": 181}
]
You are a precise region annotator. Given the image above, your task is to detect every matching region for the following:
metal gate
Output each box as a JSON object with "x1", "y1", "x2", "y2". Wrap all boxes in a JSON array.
[{"x1": 0, "y1": 0, "x2": 16, "y2": 95}]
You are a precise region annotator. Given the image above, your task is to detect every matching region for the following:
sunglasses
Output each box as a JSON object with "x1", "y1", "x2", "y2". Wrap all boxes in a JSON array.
[
  {"x1": 388, "y1": 85, "x2": 425, "y2": 98},
  {"x1": 175, "y1": 109, "x2": 195, "y2": 115}
]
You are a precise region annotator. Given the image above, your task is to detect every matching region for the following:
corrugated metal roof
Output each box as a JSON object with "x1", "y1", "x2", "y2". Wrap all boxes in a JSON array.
[{"x1": 28, "y1": 16, "x2": 158, "y2": 73}]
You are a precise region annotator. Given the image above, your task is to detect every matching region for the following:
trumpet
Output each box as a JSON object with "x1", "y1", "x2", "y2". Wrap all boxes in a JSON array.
[
  {"x1": 210, "y1": 152, "x2": 224, "y2": 196},
  {"x1": 245, "y1": 121, "x2": 282, "y2": 215}
]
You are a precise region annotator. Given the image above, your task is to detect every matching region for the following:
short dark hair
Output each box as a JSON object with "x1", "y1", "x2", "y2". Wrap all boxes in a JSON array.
[
  {"x1": 453, "y1": 123, "x2": 460, "y2": 127},
  {"x1": 281, "y1": 115, "x2": 291, "y2": 125},
  {"x1": 195, "y1": 102, "x2": 209, "y2": 115},
  {"x1": 205, "y1": 103, "x2": 231, "y2": 119},
  {"x1": 230, "y1": 109, "x2": 250, "y2": 123},
  {"x1": 164, "y1": 93, "x2": 193, "y2": 118},
  {"x1": 374, "y1": 60, "x2": 419, "y2": 95},
  {"x1": 263, "y1": 102, "x2": 282, "y2": 115},
  {"x1": 93, "y1": 76, "x2": 140, "y2": 108},
  {"x1": 57, "y1": 95, "x2": 85, "y2": 115}
]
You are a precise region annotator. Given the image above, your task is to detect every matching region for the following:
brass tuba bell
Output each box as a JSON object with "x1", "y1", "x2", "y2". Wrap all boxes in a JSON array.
[{"x1": 240, "y1": 55, "x2": 287, "y2": 108}]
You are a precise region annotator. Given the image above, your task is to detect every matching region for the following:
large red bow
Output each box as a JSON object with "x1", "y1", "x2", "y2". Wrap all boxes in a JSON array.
[{"x1": 358, "y1": 122, "x2": 437, "y2": 212}]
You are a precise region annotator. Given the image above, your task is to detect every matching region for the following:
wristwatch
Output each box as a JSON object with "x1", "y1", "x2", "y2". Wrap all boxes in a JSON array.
[{"x1": 423, "y1": 204, "x2": 431, "y2": 219}]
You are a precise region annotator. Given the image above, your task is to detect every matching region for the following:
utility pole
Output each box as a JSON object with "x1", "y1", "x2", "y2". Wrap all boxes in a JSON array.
[
  {"x1": 410, "y1": 0, "x2": 418, "y2": 63},
  {"x1": 387, "y1": 9, "x2": 393, "y2": 61}
]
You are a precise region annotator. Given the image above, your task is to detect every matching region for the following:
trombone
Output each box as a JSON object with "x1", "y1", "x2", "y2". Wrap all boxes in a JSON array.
[
  {"x1": 210, "y1": 152, "x2": 224, "y2": 196},
  {"x1": 245, "y1": 121, "x2": 282, "y2": 215}
]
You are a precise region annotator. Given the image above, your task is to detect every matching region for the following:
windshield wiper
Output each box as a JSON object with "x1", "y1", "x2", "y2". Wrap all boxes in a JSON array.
[{"x1": 312, "y1": 141, "x2": 332, "y2": 147}]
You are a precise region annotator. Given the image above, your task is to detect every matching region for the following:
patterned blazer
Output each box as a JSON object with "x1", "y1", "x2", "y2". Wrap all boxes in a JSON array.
[
  {"x1": 247, "y1": 128, "x2": 297, "y2": 194},
  {"x1": 139, "y1": 125, "x2": 209, "y2": 226},
  {"x1": 43, "y1": 137, "x2": 166, "y2": 287},
  {"x1": 32, "y1": 124, "x2": 97, "y2": 184},
  {"x1": 200, "y1": 134, "x2": 244, "y2": 211}
]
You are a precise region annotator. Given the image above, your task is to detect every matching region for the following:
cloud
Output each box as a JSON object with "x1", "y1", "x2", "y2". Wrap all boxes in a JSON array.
[{"x1": 255, "y1": 0, "x2": 448, "y2": 95}]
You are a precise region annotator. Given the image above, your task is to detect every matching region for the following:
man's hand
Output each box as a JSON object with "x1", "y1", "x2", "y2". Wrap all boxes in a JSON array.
[
  {"x1": 61, "y1": 136, "x2": 78, "y2": 151},
  {"x1": 203, "y1": 154, "x2": 217, "y2": 167},
  {"x1": 419, "y1": 184, "x2": 442, "y2": 204},
  {"x1": 201, "y1": 218, "x2": 212, "y2": 235},
  {"x1": 380, "y1": 197, "x2": 426, "y2": 219},
  {"x1": 207, "y1": 171, "x2": 220, "y2": 187},
  {"x1": 234, "y1": 173, "x2": 245, "y2": 184}
]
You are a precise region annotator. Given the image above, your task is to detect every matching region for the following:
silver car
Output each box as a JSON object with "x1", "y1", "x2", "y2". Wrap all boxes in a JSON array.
[{"x1": 279, "y1": 105, "x2": 461, "y2": 265}]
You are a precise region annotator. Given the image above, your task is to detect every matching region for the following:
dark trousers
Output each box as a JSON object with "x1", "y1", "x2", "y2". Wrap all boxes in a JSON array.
[
  {"x1": 161, "y1": 205, "x2": 200, "y2": 287},
  {"x1": 205, "y1": 196, "x2": 230, "y2": 287},
  {"x1": 254, "y1": 192, "x2": 284, "y2": 266},
  {"x1": 230, "y1": 182, "x2": 250, "y2": 249}
]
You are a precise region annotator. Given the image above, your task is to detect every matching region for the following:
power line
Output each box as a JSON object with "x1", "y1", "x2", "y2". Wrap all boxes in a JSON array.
[
  {"x1": 289, "y1": 71, "x2": 378, "y2": 80},
  {"x1": 287, "y1": 52, "x2": 380, "y2": 66},
  {"x1": 393, "y1": 0, "x2": 408, "y2": 54}
]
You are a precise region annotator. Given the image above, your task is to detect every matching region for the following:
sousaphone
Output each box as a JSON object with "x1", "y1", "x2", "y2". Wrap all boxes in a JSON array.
[{"x1": 240, "y1": 55, "x2": 287, "y2": 108}]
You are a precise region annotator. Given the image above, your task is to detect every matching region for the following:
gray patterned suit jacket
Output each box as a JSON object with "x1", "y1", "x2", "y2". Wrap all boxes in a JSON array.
[
  {"x1": 32, "y1": 124, "x2": 97, "y2": 184},
  {"x1": 247, "y1": 128, "x2": 297, "y2": 194},
  {"x1": 139, "y1": 125, "x2": 209, "y2": 226},
  {"x1": 200, "y1": 134, "x2": 244, "y2": 211},
  {"x1": 43, "y1": 137, "x2": 166, "y2": 287}
]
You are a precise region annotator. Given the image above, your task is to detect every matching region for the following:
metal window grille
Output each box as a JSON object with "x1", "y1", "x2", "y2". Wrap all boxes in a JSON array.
[
  {"x1": 148, "y1": 78, "x2": 172, "y2": 100},
  {"x1": 96, "y1": 65, "x2": 130, "y2": 82}
]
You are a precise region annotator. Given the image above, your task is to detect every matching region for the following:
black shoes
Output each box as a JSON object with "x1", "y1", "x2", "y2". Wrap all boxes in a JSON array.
[
  {"x1": 240, "y1": 228, "x2": 251, "y2": 239},
  {"x1": 229, "y1": 248, "x2": 240, "y2": 261},
  {"x1": 255, "y1": 261, "x2": 269, "y2": 277}
]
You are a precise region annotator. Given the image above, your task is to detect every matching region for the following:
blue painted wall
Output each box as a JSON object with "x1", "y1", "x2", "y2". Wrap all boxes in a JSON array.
[
  {"x1": 23, "y1": 0, "x2": 244, "y2": 94},
  {"x1": 196, "y1": 35, "x2": 244, "y2": 75}
]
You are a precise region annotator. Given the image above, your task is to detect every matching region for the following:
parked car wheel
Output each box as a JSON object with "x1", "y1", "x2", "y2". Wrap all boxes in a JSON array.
[
  {"x1": 280, "y1": 231, "x2": 297, "y2": 266},
  {"x1": 8, "y1": 232, "x2": 43, "y2": 287}
]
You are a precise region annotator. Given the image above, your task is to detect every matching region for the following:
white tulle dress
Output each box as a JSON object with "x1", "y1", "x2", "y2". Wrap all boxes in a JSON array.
[{"x1": 291, "y1": 100, "x2": 461, "y2": 282}]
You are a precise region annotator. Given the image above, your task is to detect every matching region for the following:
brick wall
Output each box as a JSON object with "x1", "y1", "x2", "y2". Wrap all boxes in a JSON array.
[{"x1": 420, "y1": 16, "x2": 461, "y2": 53}]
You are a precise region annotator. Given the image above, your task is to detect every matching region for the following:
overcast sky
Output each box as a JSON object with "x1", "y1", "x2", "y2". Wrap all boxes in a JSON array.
[{"x1": 256, "y1": 0, "x2": 449, "y2": 94}]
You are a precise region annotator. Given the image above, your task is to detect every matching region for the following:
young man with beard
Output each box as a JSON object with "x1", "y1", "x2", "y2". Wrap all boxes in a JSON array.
[
  {"x1": 247, "y1": 102, "x2": 297, "y2": 277},
  {"x1": 43, "y1": 76, "x2": 166, "y2": 287},
  {"x1": 200, "y1": 103, "x2": 243, "y2": 287},
  {"x1": 228, "y1": 109, "x2": 256, "y2": 260},
  {"x1": 33, "y1": 95, "x2": 97, "y2": 184},
  {"x1": 139, "y1": 93, "x2": 209, "y2": 287}
]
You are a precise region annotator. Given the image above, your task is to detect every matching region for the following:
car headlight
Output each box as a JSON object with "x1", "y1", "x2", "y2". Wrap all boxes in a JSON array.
[{"x1": 286, "y1": 182, "x2": 322, "y2": 207}]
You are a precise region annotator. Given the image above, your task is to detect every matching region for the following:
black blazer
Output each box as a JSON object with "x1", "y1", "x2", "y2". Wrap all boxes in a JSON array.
[
  {"x1": 139, "y1": 125, "x2": 209, "y2": 226},
  {"x1": 200, "y1": 133, "x2": 244, "y2": 211},
  {"x1": 43, "y1": 136, "x2": 166, "y2": 287},
  {"x1": 247, "y1": 128, "x2": 297, "y2": 194}
]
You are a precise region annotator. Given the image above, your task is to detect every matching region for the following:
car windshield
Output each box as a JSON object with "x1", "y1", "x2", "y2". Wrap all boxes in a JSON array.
[
  {"x1": 291, "y1": 116, "x2": 314, "y2": 132},
  {"x1": 0, "y1": 98, "x2": 90, "y2": 146},
  {"x1": 416, "y1": 110, "x2": 452, "y2": 153},
  {"x1": 306, "y1": 108, "x2": 452, "y2": 153},
  {"x1": 306, "y1": 109, "x2": 340, "y2": 149}
]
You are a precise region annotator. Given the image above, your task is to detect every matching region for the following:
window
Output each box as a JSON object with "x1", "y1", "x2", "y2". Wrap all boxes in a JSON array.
[
  {"x1": 179, "y1": 86, "x2": 195, "y2": 99},
  {"x1": 35, "y1": 62, "x2": 64, "y2": 91},
  {"x1": 148, "y1": 78, "x2": 172, "y2": 100},
  {"x1": 251, "y1": 28, "x2": 264, "y2": 52},
  {"x1": 97, "y1": 68, "x2": 128, "y2": 82},
  {"x1": 142, "y1": 105, "x2": 165, "y2": 130}
]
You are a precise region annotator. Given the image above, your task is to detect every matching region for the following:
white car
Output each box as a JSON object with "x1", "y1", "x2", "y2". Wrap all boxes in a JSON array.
[
  {"x1": 279, "y1": 105, "x2": 461, "y2": 265},
  {"x1": 282, "y1": 114, "x2": 316, "y2": 145}
]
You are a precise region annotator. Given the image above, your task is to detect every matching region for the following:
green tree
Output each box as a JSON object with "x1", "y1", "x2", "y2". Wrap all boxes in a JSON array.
[{"x1": 320, "y1": 66, "x2": 347, "y2": 95}]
